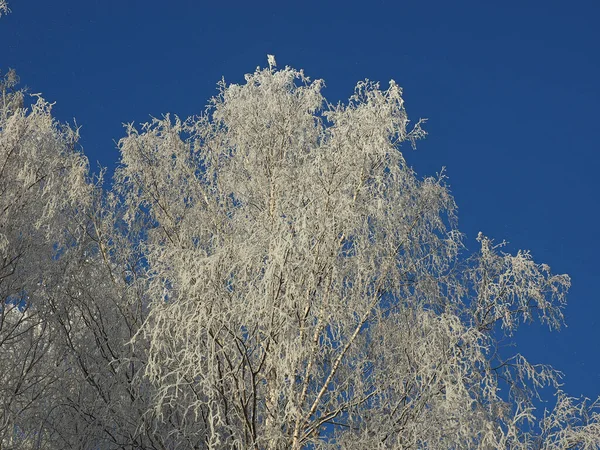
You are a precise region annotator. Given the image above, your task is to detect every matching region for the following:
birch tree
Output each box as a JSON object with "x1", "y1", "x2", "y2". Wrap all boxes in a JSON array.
[{"x1": 114, "y1": 60, "x2": 600, "y2": 449}]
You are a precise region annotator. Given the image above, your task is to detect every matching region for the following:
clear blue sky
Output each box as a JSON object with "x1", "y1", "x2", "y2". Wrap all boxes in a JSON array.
[{"x1": 2, "y1": 0, "x2": 598, "y2": 404}]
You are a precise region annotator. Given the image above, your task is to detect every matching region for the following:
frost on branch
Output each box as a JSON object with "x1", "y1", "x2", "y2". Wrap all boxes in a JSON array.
[
  {"x1": 538, "y1": 393, "x2": 600, "y2": 449},
  {"x1": 471, "y1": 233, "x2": 570, "y2": 333},
  {"x1": 0, "y1": 1, "x2": 9, "y2": 17}
]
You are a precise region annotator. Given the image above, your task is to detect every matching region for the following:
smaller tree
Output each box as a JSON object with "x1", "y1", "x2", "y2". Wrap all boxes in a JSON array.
[{"x1": 0, "y1": 71, "x2": 91, "y2": 447}]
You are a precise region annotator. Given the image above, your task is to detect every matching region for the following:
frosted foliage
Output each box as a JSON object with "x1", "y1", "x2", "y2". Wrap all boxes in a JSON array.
[
  {"x1": 112, "y1": 62, "x2": 598, "y2": 449},
  {"x1": 1, "y1": 61, "x2": 598, "y2": 449},
  {"x1": 0, "y1": 1, "x2": 8, "y2": 17},
  {"x1": 0, "y1": 74, "x2": 91, "y2": 446},
  {"x1": 0, "y1": 74, "x2": 177, "y2": 449}
]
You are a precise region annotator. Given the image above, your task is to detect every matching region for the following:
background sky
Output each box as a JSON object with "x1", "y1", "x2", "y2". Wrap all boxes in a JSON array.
[{"x1": 1, "y1": 0, "x2": 599, "y2": 407}]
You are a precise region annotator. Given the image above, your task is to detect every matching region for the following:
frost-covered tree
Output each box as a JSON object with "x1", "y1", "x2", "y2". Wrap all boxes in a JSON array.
[
  {"x1": 0, "y1": 72, "x2": 173, "y2": 449},
  {"x1": 113, "y1": 60, "x2": 600, "y2": 449},
  {"x1": 1, "y1": 59, "x2": 599, "y2": 449},
  {"x1": 0, "y1": 69, "x2": 91, "y2": 447}
]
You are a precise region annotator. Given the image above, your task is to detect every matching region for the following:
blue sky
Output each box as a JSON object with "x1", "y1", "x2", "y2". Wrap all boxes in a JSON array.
[{"x1": 2, "y1": 0, "x2": 599, "y2": 405}]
